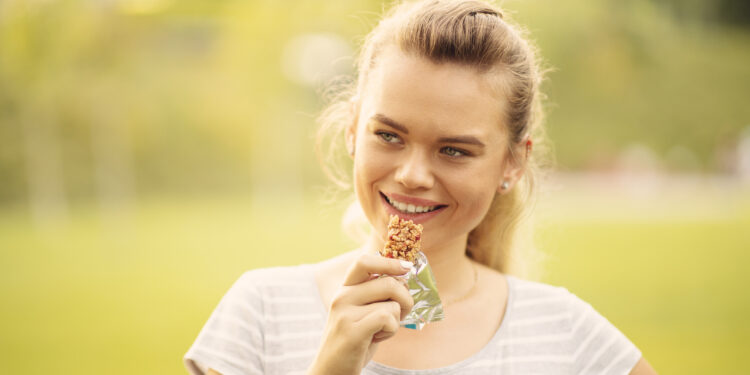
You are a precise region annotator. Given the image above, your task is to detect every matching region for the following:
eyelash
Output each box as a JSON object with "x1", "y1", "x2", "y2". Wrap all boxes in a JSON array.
[
  {"x1": 441, "y1": 146, "x2": 469, "y2": 158},
  {"x1": 376, "y1": 131, "x2": 401, "y2": 144},
  {"x1": 375, "y1": 131, "x2": 471, "y2": 158}
]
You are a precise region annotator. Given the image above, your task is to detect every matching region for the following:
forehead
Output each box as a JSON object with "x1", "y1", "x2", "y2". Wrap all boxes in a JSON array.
[{"x1": 362, "y1": 46, "x2": 507, "y2": 142}]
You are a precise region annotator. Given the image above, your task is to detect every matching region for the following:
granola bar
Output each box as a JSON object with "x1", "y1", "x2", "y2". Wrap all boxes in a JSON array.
[{"x1": 381, "y1": 215, "x2": 423, "y2": 263}]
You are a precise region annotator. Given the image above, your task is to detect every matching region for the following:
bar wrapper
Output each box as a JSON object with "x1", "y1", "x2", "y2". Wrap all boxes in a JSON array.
[
  {"x1": 393, "y1": 251, "x2": 444, "y2": 330},
  {"x1": 379, "y1": 215, "x2": 443, "y2": 329}
]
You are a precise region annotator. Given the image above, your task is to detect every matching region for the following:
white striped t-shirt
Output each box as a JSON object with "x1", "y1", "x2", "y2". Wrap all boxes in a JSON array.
[{"x1": 184, "y1": 264, "x2": 642, "y2": 375}]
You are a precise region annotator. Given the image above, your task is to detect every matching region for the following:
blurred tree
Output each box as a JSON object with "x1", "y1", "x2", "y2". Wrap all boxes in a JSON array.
[
  {"x1": 717, "y1": 0, "x2": 750, "y2": 26},
  {"x1": 0, "y1": 2, "x2": 73, "y2": 224},
  {"x1": 654, "y1": 0, "x2": 750, "y2": 26},
  {"x1": 0, "y1": 0, "x2": 748, "y2": 212}
]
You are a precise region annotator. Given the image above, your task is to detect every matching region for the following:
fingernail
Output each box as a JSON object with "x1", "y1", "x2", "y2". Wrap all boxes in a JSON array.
[{"x1": 399, "y1": 260, "x2": 413, "y2": 270}]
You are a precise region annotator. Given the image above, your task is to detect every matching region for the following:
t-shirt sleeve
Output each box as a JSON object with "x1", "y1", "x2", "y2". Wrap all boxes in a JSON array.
[
  {"x1": 565, "y1": 290, "x2": 642, "y2": 375},
  {"x1": 184, "y1": 272, "x2": 265, "y2": 375}
]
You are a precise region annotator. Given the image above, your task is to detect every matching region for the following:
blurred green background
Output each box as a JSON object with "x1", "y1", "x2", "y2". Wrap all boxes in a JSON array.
[{"x1": 1, "y1": 0, "x2": 749, "y2": 374}]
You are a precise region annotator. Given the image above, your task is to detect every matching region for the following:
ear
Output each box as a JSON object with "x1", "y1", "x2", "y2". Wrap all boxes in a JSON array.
[
  {"x1": 345, "y1": 95, "x2": 360, "y2": 158},
  {"x1": 345, "y1": 124, "x2": 355, "y2": 158},
  {"x1": 497, "y1": 139, "x2": 532, "y2": 194}
]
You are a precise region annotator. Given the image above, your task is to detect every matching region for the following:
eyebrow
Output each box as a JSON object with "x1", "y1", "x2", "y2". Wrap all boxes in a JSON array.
[
  {"x1": 437, "y1": 135, "x2": 485, "y2": 147},
  {"x1": 372, "y1": 113, "x2": 486, "y2": 148},
  {"x1": 372, "y1": 113, "x2": 409, "y2": 134}
]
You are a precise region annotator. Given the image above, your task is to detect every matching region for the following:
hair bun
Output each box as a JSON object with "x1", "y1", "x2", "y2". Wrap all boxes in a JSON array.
[{"x1": 468, "y1": 9, "x2": 503, "y2": 19}]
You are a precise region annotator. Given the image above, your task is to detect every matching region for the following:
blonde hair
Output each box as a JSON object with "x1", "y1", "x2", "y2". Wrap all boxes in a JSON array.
[{"x1": 316, "y1": 0, "x2": 552, "y2": 278}]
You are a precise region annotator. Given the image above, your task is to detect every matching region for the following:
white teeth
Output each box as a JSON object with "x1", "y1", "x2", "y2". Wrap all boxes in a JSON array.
[{"x1": 385, "y1": 195, "x2": 439, "y2": 214}]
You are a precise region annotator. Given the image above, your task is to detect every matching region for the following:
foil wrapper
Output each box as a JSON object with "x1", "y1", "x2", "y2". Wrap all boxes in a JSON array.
[{"x1": 392, "y1": 251, "x2": 444, "y2": 330}]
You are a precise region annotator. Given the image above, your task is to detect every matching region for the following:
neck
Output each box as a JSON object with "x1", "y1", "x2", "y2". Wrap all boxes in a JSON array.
[{"x1": 363, "y1": 231, "x2": 476, "y2": 301}]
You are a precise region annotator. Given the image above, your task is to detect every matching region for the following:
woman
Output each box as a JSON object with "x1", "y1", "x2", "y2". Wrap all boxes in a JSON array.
[{"x1": 184, "y1": 1, "x2": 658, "y2": 374}]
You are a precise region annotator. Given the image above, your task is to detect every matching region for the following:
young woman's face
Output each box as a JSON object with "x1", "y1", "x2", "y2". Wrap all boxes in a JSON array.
[{"x1": 349, "y1": 46, "x2": 522, "y2": 251}]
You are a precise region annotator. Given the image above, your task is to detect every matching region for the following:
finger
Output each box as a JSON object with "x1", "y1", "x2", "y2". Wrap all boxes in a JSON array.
[
  {"x1": 343, "y1": 253, "x2": 411, "y2": 286},
  {"x1": 332, "y1": 299, "x2": 400, "y2": 326},
  {"x1": 339, "y1": 276, "x2": 414, "y2": 320},
  {"x1": 352, "y1": 300, "x2": 401, "y2": 322},
  {"x1": 353, "y1": 301, "x2": 401, "y2": 343}
]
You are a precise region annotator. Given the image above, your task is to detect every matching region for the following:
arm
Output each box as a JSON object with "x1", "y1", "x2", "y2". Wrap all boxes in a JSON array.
[
  {"x1": 629, "y1": 357, "x2": 658, "y2": 375},
  {"x1": 202, "y1": 255, "x2": 412, "y2": 375}
]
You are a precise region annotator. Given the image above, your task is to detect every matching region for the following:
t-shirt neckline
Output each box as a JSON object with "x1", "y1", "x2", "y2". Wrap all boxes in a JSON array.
[{"x1": 303, "y1": 263, "x2": 516, "y2": 374}]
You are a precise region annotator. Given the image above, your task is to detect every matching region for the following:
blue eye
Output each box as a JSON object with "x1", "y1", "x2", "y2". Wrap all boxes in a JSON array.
[
  {"x1": 442, "y1": 146, "x2": 468, "y2": 157},
  {"x1": 376, "y1": 131, "x2": 400, "y2": 143}
]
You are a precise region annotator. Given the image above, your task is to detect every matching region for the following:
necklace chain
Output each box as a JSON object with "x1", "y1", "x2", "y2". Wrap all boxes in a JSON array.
[{"x1": 443, "y1": 262, "x2": 479, "y2": 306}]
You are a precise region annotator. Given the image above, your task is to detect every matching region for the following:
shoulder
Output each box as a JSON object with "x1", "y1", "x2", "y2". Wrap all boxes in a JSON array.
[
  {"x1": 505, "y1": 277, "x2": 642, "y2": 373},
  {"x1": 217, "y1": 264, "x2": 319, "y2": 310},
  {"x1": 215, "y1": 264, "x2": 325, "y2": 329},
  {"x1": 508, "y1": 276, "x2": 622, "y2": 329},
  {"x1": 184, "y1": 264, "x2": 326, "y2": 375},
  {"x1": 507, "y1": 275, "x2": 573, "y2": 304},
  {"x1": 509, "y1": 276, "x2": 596, "y2": 309},
  {"x1": 506, "y1": 276, "x2": 601, "y2": 333},
  {"x1": 236, "y1": 264, "x2": 315, "y2": 285}
]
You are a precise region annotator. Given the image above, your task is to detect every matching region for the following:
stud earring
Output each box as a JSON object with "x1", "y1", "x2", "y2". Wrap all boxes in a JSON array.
[{"x1": 501, "y1": 181, "x2": 510, "y2": 190}]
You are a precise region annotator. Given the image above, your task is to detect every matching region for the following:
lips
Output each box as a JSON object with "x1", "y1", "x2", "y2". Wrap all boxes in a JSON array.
[
  {"x1": 385, "y1": 192, "x2": 445, "y2": 207},
  {"x1": 379, "y1": 191, "x2": 447, "y2": 224}
]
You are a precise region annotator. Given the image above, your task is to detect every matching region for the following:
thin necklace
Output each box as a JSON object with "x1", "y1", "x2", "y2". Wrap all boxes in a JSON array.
[{"x1": 443, "y1": 262, "x2": 479, "y2": 307}]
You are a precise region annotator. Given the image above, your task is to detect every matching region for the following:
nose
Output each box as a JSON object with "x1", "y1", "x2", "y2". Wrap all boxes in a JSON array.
[{"x1": 394, "y1": 148, "x2": 435, "y2": 190}]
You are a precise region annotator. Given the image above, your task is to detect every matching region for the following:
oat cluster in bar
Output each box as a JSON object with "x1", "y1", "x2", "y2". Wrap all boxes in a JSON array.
[{"x1": 381, "y1": 215, "x2": 423, "y2": 263}]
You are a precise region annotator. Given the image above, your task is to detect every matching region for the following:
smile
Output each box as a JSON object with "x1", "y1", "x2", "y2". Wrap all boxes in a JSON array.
[
  {"x1": 379, "y1": 192, "x2": 447, "y2": 224},
  {"x1": 384, "y1": 195, "x2": 440, "y2": 213}
]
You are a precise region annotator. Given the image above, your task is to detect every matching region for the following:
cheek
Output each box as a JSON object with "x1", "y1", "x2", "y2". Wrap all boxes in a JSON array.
[
  {"x1": 455, "y1": 186, "x2": 497, "y2": 236},
  {"x1": 444, "y1": 162, "x2": 502, "y2": 223},
  {"x1": 353, "y1": 145, "x2": 392, "y2": 205},
  {"x1": 355, "y1": 133, "x2": 400, "y2": 178},
  {"x1": 459, "y1": 182, "x2": 496, "y2": 214},
  {"x1": 355, "y1": 147, "x2": 386, "y2": 184}
]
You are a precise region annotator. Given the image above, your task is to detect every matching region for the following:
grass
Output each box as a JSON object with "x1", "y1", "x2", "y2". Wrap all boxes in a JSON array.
[{"x1": 1, "y1": 187, "x2": 748, "y2": 374}]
